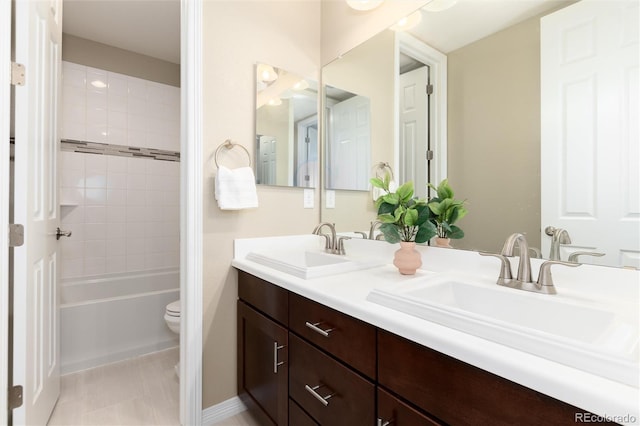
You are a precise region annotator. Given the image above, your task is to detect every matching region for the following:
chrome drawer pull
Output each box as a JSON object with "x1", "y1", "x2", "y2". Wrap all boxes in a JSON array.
[
  {"x1": 377, "y1": 418, "x2": 392, "y2": 426},
  {"x1": 305, "y1": 321, "x2": 334, "y2": 337},
  {"x1": 273, "y1": 342, "x2": 285, "y2": 374},
  {"x1": 304, "y1": 384, "x2": 334, "y2": 406}
]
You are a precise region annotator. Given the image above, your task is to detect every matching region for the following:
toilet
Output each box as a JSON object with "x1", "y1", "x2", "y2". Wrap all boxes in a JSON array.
[
  {"x1": 164, "y1": 300, "x2": 181, "y2": 377},
  {"x1": 164, "y1": 300, "x2": 181, "y2": 334}
]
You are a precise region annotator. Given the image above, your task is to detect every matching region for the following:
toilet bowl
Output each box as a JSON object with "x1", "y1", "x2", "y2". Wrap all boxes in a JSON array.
[
  {"x1": 164, "y1": 300, "x2": 181, "y2": 377},
  {"x1": 164, "y1": 300, "x2": 181, "y2": 334}
]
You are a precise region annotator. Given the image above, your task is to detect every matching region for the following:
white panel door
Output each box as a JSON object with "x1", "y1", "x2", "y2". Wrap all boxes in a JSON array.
[
  {"x1": 328, "y1": 95, "x2": 371, "y2": 190},
  {"x1": 13, "y1": 0, "x2": 62, "y2": 424},
  {"x1": 258, "y1": 135, "x2": 277, "y2": 185},
  {"x1": 399, "y1": 66, "x2": 429, "y2": 199},
  {"x1": 541, "y1": 0, "x2": 639, "y2": 267}
]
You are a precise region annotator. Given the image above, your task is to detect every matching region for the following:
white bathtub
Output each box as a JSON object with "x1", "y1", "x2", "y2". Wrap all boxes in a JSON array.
[{"x1": 60, "y1": 268, "x2": 179, "y2": 374}]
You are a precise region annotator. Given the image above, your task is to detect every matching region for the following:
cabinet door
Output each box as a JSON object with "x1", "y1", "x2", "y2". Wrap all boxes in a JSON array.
[
  {"x1": 378, "y1": 388, "x2": 442, "y2": 426},
  {"x1": 238, "y1": 301, "x2": 288, "y2": 425}
]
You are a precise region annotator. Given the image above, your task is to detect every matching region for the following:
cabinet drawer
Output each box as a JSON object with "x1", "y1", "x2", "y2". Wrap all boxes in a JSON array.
[
  {"x1": 289, "y1": 398, "x2": 319, "y2": 426},
  {"x1": 378, "y1": 387, "x2": 442, "y2": 426},
  {"x1": 289, "y1": 292, "x2": 376, "y2": 378},
  {"x1": 378, "y1": 330, "x2": 595, "y2": 426},
  {"x1": 238, "y1": 270, "x2": 288, "y2": 326},
  {"x1": 289, "y1": 334, "x2": 375, "y2": 426}
]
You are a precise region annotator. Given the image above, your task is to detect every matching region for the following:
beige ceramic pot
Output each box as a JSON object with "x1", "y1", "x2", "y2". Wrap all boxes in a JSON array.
[{"x1": 393, "y1": 241, "x2": 422, "y2": 275}]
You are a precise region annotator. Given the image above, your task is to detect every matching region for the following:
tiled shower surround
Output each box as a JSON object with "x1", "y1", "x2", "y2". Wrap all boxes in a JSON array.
[
  {"x1": 59, "y1": 151, "x2": 179, "y2": 278},
  {"x1": 60, "y1": 62, "x2": 180, "y2": 279}
]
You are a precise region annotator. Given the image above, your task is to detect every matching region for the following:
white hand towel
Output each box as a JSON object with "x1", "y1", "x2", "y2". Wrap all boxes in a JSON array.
[{"x1": 215, "y1": 166, "x2": 259, "y2": 210}]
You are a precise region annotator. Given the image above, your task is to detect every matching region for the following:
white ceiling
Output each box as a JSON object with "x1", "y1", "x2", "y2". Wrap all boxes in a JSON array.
[
  {"x1": 61, "y1": 0, "x2": 568, "y2": 66},
  {"x1": 409, "y1": 0, "x2": 570, "y2": 53},
  {"x1": 62, "y1": 0, "x2": 180, "y2": 64}
]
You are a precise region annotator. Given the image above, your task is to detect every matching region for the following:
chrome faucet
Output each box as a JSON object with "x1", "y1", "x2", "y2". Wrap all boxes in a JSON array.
[
  {"x1": 369, "y1": 220, "x2": 383, "y2": 240},
  {"x1": 480, "y1": 233, "x2": 579, "y2": 295},
  {"x1": 312, "y1": 222, "x2": 339, "y2": 254},
  {"x1": 501, "y1": 233, "x2": 533, "y2": 283},
  {"x1": 545, "y1": 226, "x2": 572, "y2": 260}
]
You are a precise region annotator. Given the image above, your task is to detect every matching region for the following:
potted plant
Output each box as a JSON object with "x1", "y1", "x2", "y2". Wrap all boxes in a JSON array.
[
  {"x1": 427, "y1": 179, "x2": 468, "y2": 247},
  {"x1": 370, "y1": 174, "x2": 436, "y2": 274}
]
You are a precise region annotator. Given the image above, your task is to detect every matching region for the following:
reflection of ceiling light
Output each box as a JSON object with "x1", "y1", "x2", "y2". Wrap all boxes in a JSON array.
[
  {"x1": 345, "y1": 0, "x2": 383, "y2": 11},
  {"x1": 292, "y1": 79, "x2": 309, "y2": 91},
  {"x1": 423, "y1": 0, "x2": 457, "y2": 12},
  {"x1": 91, "y1": 80, "x2": 107, "y2": 88},
  {"x1": 256, "y1": 63, "x2": 278, "y2": 82},
  {"x1": 267, "y1": 98, "x2": 282, "y2": 106},
  {"x1": 390, "y1": 10, "x2": 422, "y2": 31}
]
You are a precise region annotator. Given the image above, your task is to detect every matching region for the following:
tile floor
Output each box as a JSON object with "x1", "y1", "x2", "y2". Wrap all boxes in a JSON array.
[{"x1": 47, "y1": 347, "x2": 260, "y2": 426}]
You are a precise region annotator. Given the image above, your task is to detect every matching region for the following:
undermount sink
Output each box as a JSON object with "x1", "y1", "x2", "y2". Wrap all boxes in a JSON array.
[
  {"x1": 367, "y1": 272, "x2": 639, "y2": 386},
  {"x1": 246, "y1": 249, "x2": 382, "y2": 279}
]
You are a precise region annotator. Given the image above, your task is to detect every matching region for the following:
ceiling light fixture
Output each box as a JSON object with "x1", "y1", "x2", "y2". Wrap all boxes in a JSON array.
[
  {"x1": 345, "y1": 0, "x2": 383, "y2": 11},
  {"x1": 256, "y1": 63, "x2": 278, "y2": 83},
  {"x1": 390, "y1": 10, "x2": 422, "y2": 31}
]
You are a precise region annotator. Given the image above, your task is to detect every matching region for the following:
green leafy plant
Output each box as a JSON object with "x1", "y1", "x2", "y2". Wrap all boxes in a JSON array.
[
  {"x1": 370, "y1": 174, "x2": 437, "y2": 244},
  {"x1": 427, "y1": 179, "x2": 468, "y2": 239}
]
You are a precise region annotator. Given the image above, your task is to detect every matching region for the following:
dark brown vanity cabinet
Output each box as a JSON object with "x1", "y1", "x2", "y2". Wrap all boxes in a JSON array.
[
  {"x1": 238, "y1": 270, "x2": 610, "y2": 426},
  {"x1": 238, "y1": 272, "x2": 289, "y2": 425}
]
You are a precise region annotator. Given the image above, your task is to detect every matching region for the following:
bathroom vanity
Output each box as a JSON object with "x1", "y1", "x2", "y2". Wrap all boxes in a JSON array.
[{"x1": 233, "y1": 235, "x2": 639, "y2": 426}]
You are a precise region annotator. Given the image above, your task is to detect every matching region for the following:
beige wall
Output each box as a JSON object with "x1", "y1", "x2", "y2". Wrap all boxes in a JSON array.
[
  {"x1": 62, "y1": 34, "x2": 180, "y2": 87},
  {"x1": 447, "y1": 16, "x2": 541, "y2": 253},
  {"x1": 202, "y1": 0, "x2": 321, "y2": 407}
]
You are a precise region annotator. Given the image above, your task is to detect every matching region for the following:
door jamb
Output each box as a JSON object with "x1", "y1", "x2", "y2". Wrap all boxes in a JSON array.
[{"x1": 395, "y1": 32, "x2": 448, "y2": 187}]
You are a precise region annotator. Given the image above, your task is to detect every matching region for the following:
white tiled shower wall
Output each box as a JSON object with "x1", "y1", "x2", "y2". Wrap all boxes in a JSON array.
[
  {"x1": 61, "y1": 61, "x2": 180, "y2": 151},
  {"x1": 60, "y1": 62, "x2": 180, "y2": 279}
]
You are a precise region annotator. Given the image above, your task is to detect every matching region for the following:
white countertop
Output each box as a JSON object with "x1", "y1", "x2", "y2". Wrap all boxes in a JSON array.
[{"x1": 232, "y1": 235, "x2": 640, "y2": 425}]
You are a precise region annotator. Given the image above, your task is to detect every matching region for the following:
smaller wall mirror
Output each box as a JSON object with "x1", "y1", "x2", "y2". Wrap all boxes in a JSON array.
[{"x1": 255, "y1": 63, "x2": 318, "y2": 187}]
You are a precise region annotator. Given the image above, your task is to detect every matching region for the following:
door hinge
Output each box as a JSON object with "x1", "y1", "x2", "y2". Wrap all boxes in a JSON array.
[
  {"x1": 9, "y1": 224, "x2": 24, "y2": 247},
  {"x1": 426, "y1": 84, "x2": 433, "y2": 95},
  {"x1": 426, "y1": 150, "x2": 434, "y2": 161},
  {"x1": 11, "y1": 62, "x2": 25, "y2": 86},
  {"x1": 8, "y1": 385, "x2": 23, "y2": 410}
]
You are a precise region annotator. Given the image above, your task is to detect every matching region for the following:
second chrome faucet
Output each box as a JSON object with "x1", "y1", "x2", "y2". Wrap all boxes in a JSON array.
[{"x1": 481, "y1": 233, "x2": 579, "y2": 295}]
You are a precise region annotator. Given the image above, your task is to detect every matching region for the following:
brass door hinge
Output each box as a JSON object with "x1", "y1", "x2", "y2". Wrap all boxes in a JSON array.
[{"x1": 11, "y1": 62, "x2": 25, "y2": 86}]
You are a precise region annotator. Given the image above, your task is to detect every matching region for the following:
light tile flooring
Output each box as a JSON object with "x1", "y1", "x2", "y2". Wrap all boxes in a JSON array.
[
  {"x1": 48, "y1": 348, "x2": 180, "y2": 425},
  {"x1": 47, "y1": 347, "x2": 261, "y2": 426}
]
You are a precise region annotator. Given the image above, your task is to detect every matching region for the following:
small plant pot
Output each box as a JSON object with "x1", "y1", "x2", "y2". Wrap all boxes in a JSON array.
[
  {"x1": 434, "y1": 237, "x2": 451, "y2": 248},
  {"x1": 393, "y1": 241, "x2": 422, "y2": 275}
]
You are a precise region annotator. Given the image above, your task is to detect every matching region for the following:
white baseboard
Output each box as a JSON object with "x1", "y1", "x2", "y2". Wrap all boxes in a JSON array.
[{"x1": 201, "y1": 396, "x2": 248, "y2": 425}]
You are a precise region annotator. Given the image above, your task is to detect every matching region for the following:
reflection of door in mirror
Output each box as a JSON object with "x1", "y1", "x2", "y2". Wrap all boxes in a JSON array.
[
  {"x1": 256, "y1": 135, "x2": 277, "y2": 185},
  {"x1": 295, "y1": 117, "x2": 318, "y2": 188},
  {"x1": 326, "y1": 89, "x2": 371, "y2": 190},
  {"x1": 399, "y1": 63, "x2": 430, "y2": 199}
]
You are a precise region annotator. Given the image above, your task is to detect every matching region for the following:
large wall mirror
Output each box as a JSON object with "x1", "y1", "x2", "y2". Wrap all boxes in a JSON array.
[
  {"x1": 255, "y1": 63, "x2": 318, "y2": 187},
  {"x1": 320, "y1": 0, "x2": 639, "y2": 269}
]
